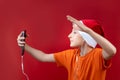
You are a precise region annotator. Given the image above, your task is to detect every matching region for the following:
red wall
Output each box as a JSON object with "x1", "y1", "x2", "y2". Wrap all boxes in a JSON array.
[{"x1": 0, "y1": 0, "x2": 120, "y2": 80}]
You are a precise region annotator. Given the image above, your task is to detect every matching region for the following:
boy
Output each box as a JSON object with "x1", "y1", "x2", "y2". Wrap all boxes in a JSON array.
[{"x1": 17, "y1": 15, "x2": 116, "y2": 80}]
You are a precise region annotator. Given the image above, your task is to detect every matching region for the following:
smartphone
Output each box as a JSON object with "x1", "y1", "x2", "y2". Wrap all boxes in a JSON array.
[{"x1": 21, "y1": 30, "x2": 27, "y2": 56}]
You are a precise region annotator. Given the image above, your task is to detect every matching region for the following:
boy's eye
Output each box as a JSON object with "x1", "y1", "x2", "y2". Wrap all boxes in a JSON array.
[{"x1": 73, "y1": 31, "x2": 77, "y2": 34}]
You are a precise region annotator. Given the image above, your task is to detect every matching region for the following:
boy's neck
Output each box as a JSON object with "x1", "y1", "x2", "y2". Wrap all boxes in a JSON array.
[{"x1": 80, "y1": 44, "x2": 93, "y2": 56}]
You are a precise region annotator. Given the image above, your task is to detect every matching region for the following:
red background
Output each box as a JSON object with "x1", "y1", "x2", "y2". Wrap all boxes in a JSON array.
[{"x1": 0, "y1": 0, "x2": 120, "y2": 80}]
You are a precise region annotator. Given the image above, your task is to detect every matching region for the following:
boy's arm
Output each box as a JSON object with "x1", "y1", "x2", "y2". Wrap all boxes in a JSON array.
[
  {"x1": 25, "y1": 44, "x2": 55, "y2": 62},
  {"x1": 87, "y1": 29, "x2": 116, "y2": 60},
  {"x1": 67, "y1": 15, "x2": 117, "y2": 60},
  {"x1": 17, "y1": 31, "x2": 55, "y2": 62}
]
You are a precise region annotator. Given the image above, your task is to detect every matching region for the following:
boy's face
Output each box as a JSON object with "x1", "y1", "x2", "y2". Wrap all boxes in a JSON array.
[{"x1": 68, "y1": 24, "x2": 85, "y2": 48}]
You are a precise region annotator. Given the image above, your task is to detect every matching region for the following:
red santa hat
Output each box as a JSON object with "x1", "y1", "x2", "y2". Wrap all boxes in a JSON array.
[{"x1": 81, "y1": 19, "x2": 104, "y2": 37}]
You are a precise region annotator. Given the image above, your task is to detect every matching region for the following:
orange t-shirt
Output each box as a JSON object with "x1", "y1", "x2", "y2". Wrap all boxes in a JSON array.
[{"x1": 54, "y1": 48, "x2": 111, "y2": 80}]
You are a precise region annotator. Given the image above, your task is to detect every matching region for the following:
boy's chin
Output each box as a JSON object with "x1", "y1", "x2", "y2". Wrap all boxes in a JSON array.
[{"x1": 70, "y1": 45, "x2": 79, "y2": 48}]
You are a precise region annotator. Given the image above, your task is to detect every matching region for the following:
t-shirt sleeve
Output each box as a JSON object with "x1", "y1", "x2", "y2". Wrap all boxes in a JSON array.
[
  {"x1": 97, "y1": 48, "x2": 112, "y2": 69},
  {"x1": 54, "y1": 49, "x2": 74, "y2": 68}
]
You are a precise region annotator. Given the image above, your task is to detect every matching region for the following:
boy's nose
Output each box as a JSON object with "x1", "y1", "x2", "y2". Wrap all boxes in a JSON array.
[{"x1": 68, "y1": 32, "x2": 72, "y2": 38}]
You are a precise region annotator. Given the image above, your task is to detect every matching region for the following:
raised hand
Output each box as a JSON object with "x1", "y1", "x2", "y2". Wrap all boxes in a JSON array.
[{"x1": 66, "y1": 15, "x2": 90, "y2": 32}]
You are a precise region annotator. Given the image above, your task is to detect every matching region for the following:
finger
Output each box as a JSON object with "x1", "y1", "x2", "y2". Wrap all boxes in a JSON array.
[
  {"x1": 19, "y1": 31, "x2": 24, "y2": 37},
  {"x1": 66, "y1": 15, "x2": 75, "y2": 20},
  {"x1": 66, "y1": 15, "x2": 72, "y2": 18},
  {"x1": 17, "y1": 40, "x2": 25, "y2": 43},
  {"x1": 18, "y1": 43, "x2": 25, "y2": 47},
  {"x1": 17, "y1": 37, "x2": 25, "y2": 41},
  {"x1": 67, "y1": 15, "x2": 73, "y2": 21},
  {"x1": 18, "y1": 42, "x2": 25, "y2": 45},
  {"x1": 17, "y1": 32, "x2": 24, "y2": 39},
  {"x1": 17, "y1": 40, "x2": 26, "y2": 44},
  {"x1": 17, "y1": 41, "x2": 26, "y2": 46},
  {"x1": 66, "y1": 15, "x2": 77, "y2": 23},
  {"x1": 18, "y1": 31, "x2": 27, "y2": 39},
  {"x1": 17, "y1": 36, "x2": 25, "y2": 39}
]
